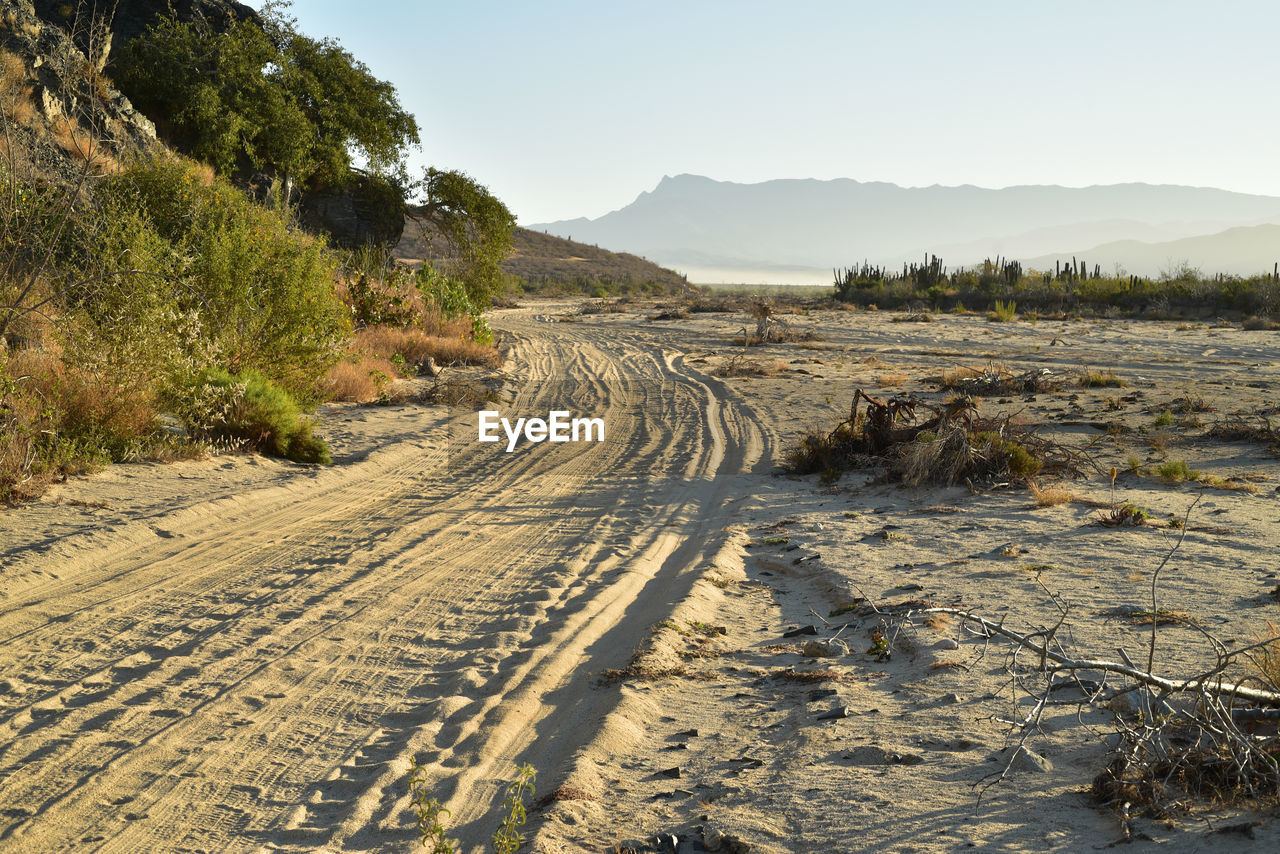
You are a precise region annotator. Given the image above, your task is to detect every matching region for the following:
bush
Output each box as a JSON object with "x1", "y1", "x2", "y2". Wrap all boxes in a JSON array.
[
  {"x1": 986, "y1": 299, "x2": 1017, "y2": 322},
  {"x1": 1156, "y1": 459, "x2": 1201, "y2": 483},
  {"x1": 92, "y1": 157, "x2": 348, "y2": 399},
  {"x1": 182, "y1": 368, "x2": 331, "y2": 463},
  {"x1": 785, "y1": 391, "x2": 1075, "y2": 488},
  {"x1": 1081, "y1": 370, "x2": 1126, "y2": 388}
]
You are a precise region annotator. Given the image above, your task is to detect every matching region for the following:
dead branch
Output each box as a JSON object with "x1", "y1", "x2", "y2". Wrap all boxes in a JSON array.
[{"x1": 912, "y1": 606, "x2": 1280, "y2": 706}]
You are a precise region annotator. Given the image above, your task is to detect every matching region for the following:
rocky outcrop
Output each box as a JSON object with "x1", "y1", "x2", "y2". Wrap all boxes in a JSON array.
[
  {"x1": 31, "y1": 0, "x2": 257, "y2": 69},
  {"x1": 298, "y1": 172, "x2": 407, "y2": 251},
  {"x1": 0, "y1": 0, "x2": 159, "y2": 182},
  {"x1": 11, "y1": 0, "x2": 404, "y2": 251}
]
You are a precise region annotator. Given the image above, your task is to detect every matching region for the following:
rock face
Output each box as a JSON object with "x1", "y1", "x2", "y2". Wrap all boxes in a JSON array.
[
  {"x1": 298, "y1": 173, "x2": 407, "y2": 251},
  {"x1": 31, "y1": 0, "x2": 257, "y2": 69},
  {"x1": 0, "y1": 0, "x2": 160, "y2": 181},
  {"x1": 15, "y1": 0, "x2": 403, "y2": 251}
]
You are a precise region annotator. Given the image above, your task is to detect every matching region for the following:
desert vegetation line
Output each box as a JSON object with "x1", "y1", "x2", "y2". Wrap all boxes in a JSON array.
[{"x1": 834, "y1": 253, "x2": 1280, "y2": 318}]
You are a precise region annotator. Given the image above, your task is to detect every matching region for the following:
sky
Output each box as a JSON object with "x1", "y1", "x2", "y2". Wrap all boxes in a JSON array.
[{"x1": 251, "y1": 1, "x2": 1280, "y2": 225}]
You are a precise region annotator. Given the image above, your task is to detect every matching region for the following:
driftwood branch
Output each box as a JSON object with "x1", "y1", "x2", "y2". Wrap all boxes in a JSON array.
[{"x1": 912, "y1": 606, "x2": 1280, "y2": 707}]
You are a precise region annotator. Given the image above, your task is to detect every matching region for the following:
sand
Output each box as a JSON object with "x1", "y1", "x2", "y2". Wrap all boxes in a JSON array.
[{"x1": 1, "y1": 301, "x2": 1278, "y2": 853}]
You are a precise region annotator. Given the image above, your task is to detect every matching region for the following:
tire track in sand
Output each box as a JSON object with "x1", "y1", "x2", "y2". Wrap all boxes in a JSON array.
[{"x1": 0, "y1": 309, "x2": 767, "y2": 853}]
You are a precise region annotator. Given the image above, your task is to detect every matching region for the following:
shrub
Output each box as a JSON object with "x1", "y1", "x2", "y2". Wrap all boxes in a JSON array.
[
  {"x1": 1081, "y1": 369, "x2": 1126, "y2": 388},
  {"x1": 1156, "y1": 459, "x2": 1201, "y2": 483},
  {"x1": 1096, "y1": 502, "x2": 1152, "y2": 526},
  {"x1": 93, "y1": 157, "x2": 348, "y2": 399},
  {"x1": 182, "y1": 368, "x2": 330, "y2": 463},
  {"x1": 987, "y1": 299, "x2": 1016, "y2": 322},
  {"x1": 787, "y1": 391, "x2": 1073, "y2": 488}
]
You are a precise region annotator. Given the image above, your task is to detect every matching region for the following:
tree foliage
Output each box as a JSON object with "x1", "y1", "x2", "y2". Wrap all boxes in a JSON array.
[
  {"x1": 114, "y1": 3, "x2": 419, "y2": 191},
  {"x1": 410, "y1": 168, "x2": 516, "y2": 306}
]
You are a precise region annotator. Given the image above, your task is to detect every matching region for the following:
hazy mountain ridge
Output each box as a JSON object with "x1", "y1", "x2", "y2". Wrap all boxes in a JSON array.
[
  {"x1": 1023, "y1": 224, "x2": 1280, "y2": 278},
  {"x1": 529, "y1": 175, "x2": 1280, "y2": 281}
]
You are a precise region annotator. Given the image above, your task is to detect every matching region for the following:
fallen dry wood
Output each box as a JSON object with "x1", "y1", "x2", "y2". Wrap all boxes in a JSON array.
[{"x1": 914, "y1": 607, "x2": 1280, "y2": 707}]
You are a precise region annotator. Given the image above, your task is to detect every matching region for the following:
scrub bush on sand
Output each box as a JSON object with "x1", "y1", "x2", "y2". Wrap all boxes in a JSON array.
[{"x1": 786, "y1": 389, "x2": 1085, "y2": 487}]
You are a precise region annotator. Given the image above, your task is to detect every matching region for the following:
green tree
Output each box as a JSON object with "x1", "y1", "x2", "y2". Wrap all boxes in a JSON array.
[
  {"x1": 114, "y1": 3, "x2": 418, "y2": 199},
  {"x1": 409, "y1": 168, "x2": 516, "y2": 307}
]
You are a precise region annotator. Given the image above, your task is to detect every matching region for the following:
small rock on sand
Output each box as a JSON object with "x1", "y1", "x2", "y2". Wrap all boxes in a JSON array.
[
  {"x1": 703, "y1": 822, "x2": 752, "y2": 852},
  {"x1": 801, "y1": 640, "x2": 834, "y2": 657},
  {"x1": 998, "y1": 745, "x2": 1054, "y2": 773}
]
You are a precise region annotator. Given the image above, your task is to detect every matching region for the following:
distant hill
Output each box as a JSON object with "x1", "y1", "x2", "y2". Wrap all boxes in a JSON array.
[
  {"x1": 394, "y1": 225, "x2": 690, "y2": 292},
  {"x1": 1023, "y1": 224, "x2": 1280, "y2": 278},
  {"x1": 529, "y1": 174, "x2": 1280, "y2": 283}
]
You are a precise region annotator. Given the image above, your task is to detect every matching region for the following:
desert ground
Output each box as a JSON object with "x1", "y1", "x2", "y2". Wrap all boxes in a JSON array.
[{"x1": 1, "y1": 298, "x2": 1278, "y2": 853}]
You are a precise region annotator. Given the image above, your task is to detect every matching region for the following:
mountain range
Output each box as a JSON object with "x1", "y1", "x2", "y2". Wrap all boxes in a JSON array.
[{"x1": 529, "y1": 175, "x2": 1280, "y2": 284}]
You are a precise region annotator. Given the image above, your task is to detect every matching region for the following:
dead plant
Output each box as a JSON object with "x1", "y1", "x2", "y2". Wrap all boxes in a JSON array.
[
  {"x1": 715, "y1": 353, "x2": 784, "y2": 378},
  {"x1": 786, "y1": 389, "x2": 1088, "y2": 488},
  {"x1": 939, "y1": 364, "x2": 1061, "y2": 396}
]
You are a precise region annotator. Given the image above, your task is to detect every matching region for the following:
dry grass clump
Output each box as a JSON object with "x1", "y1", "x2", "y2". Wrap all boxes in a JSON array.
[
  {"x1": 1241, "y1": 315, "x2": 1280, "y2": 331},
  {"x1": 0, "y1": 348, "x2": 165, "y2": 501},
  {"x1": 1207, "y1": 414, "x2": 1278, "y2": 452},
  {"x1": 355, "y1": 325, "x2": 500, "y2": 369},
  {"x1": 923, "y1": 612, "x2": 952, "y2": 631},
  {"x1": 0, "y1": 50, "x2": 34, "y2": 126},
  {"x1": 320, "y1": 355, "x2": 398, "y2": 403},
  {"x1": 1246, "y1": 622, "x2": 1280, "y2": 687},
  {"x1": 1081, "y1": 369, "x2": 1127, "y2": 388},
  {"x1": 11, "y1": 348, "x2": 157, "y2": 449},
  {"x1": 939, "y1": 365, "x2": 981, "y2": 386},
  {"x1": 687, "y1": 294, "x2": 743, "y2": 313},
  {"x1": 577, "y1": 298, "x2": 629, "y2": 315},
  {"x1": 417, "y1": 374, "x2": 493, "y2": 409},
  {"x1": 1028, "y1": 480, "x2": 1075, "y2": 507},
  {"x1": 47, "y1": 114, "x2": 119, "y2": 174},
  {"x1": 986, "y1": 299, "x2": 1017, "y2": 322},
  {"x1": 715, "y1": 353, "x2": 785, "y2": 378},
  {"x1": 647, "y1": 304, "x2": 690, "y2": 321},
  {"x1": 415, "y1": 335, "x2": 502, "y2": 368}
]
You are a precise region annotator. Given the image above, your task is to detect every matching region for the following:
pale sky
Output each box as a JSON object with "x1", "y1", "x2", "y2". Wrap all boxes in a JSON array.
[{"x1": 253, "y1": 1, "x2": 1279, "y2": 224}]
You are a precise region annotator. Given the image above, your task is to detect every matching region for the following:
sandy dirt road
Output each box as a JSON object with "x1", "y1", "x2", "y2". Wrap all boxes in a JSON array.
[{"x1": 0, "y1": 309, "x2": 770, "y2": 853}]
